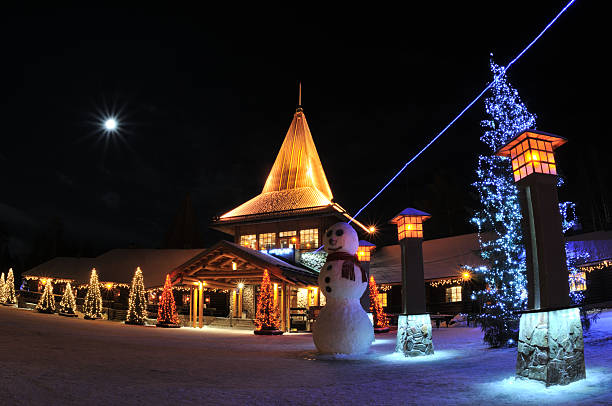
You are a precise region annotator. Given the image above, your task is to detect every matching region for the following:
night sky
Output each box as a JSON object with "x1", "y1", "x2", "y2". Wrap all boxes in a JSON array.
[{"x1": 1, "y1": 2, "x2": 607, "y2": 268}]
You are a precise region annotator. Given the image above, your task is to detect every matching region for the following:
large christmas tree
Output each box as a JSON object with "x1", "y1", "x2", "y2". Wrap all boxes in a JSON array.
[
  {"x1": 368, "y1": 275, "x2": 389, "y2": 333},
  {"x1": 254, "y1": 270, "x2": 282, "y2": 334},
  {"x1": 36, "y1": 281, "x2": 56, "y2": 313},
  {"x1": 156, "y1": 274, "x2": 180, "y2": 326},
  {"x1": 83, "y1": 268, "x2": 103, "y2": 319},
  {"x1": 58, "y1": 282, "x2": 78, "y2": 316},
  {"x1": 472, "y1": 60, "x2": 535, "y2": 347},
  {"x1": 3, "y1": 268, "x2": 17, "y2": 305},
  {"x1": 126, "y1": 267, "x2": 148, "y2": 325}
]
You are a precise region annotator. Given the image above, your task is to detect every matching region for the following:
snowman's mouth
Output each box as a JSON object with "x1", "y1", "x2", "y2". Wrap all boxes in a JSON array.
[{"x1": 327, "y1": 246, "x2": 342, "y2": 251}]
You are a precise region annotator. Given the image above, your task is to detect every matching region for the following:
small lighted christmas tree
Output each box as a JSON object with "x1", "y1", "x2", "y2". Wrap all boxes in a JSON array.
[
  {"x1": 36, "y1": 280, "x2": 56, "y2": 313},
  {"x1": 368, "y1": 275, "x2": 389, "y2": 333},
  {"x1": 0, "y1": 272, "x2": 5, "y2": 303},
  {"x1": 3, "y1": 268, "x2": 17, "y2": 305},
  {"x1": 83, "y1": 268, "x2": 103, "y2": 319},
  {"x1": 126, "y1": 267, "x2": 148, "y2": 325},
  {"x1": 254, "y1": 270, "x2": 282, "y2": 335},
  {"x1": 156, "y1": 274, "x2": 180, "y2": 327},
  {"x1": 58, "y1": 282, "x2": 78, "y2": 316}
]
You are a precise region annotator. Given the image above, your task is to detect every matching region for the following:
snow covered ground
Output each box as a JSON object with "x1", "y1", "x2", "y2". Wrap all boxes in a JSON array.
[{"x1": 1, "y1": 306, "x2": 612, "y2": 405}]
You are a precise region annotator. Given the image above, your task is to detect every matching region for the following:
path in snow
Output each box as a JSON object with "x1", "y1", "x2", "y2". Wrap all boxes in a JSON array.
[{"x1": 1, "y1": 306, "x2": 611, "y2": 405}]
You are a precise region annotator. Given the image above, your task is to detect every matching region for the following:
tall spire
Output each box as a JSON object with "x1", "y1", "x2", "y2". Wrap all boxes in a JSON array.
[{"x1": 297, "y1": 81, "x2": 302, "y2": 111}]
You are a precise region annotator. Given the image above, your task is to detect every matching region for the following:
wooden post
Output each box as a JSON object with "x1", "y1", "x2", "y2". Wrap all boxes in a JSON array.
[
  {"x1": 198, "y1": 282, "x2": 204, "y2": 328},
  {"x1": 238, "y1": 287, "x2": 243, "y2": 318},
  {"x1": 193, "y1": 285, "x2": 198, "y2": 328},
  {"x1": 189, "y1": 286, "x2": 193, "y2": 325},
  {"x1": 232, "y1": 290, "x2": 237, "y2": 317},
  {"x1": 273, "y1": 283, "x2": 278, "y2": 307},
  {"x1": 280, "y1": 282, "x2": 285, "y2": 331}
]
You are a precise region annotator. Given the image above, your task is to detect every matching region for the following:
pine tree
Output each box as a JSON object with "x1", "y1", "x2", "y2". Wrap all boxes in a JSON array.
[
  {"x1": 472, "y1": 60, "x2": 535, "y2": 347},
  {"x1": 0, "y1": 272, "x2": 5, "y2": 303},
  {"x1": 36, "y1": 280, "x2": 56, "y2": 313},
  {"x1": 3, "y1": 268, "x2": 17, "y2": 305},
  {"x1": 83, "y1": 268, "x2": 103, "y2": 319},
  {"x1": 157, "y1": 274, "x2": 180, "y2": 326},
  {"x1": 368, "y1": 275, "x2": 389, "y2": 332},
  {"x1": 58, "y1": 282, "x2": 77, "y2": 316},
  {"x1": 126, "y1": 267, "x2": 148, "y2": 325},
  {"x1": 254, "y1": 270, "x2": 281, "y2": 333}
]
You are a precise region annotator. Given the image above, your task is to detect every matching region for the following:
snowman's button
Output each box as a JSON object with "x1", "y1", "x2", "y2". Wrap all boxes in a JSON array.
[
  {"x1": 324, "y1": 277, "x2": 330, "y2": 283},
  {"x1": 326, "y1": 265, "x2": 332, "y2": 270},
  {"x1": 325, "y1": 286, "x2": 332, "y2": 293}
]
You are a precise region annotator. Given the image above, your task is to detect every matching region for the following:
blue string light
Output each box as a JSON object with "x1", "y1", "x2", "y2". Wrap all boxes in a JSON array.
[{"x1": 348, "y1": 0, "x2": 576, "y2": 224}]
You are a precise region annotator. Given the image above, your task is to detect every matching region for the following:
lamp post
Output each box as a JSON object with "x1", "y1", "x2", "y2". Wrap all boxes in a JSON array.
[
  {"x1": 357, "y1": 240, "x2": 376, "y2": 314},
  {"x1": 390, "y1": 208, "x2": 434, "y2": 357},
  {"x1": 496, "y1": 129, "x2": 585, "y2": 386}
]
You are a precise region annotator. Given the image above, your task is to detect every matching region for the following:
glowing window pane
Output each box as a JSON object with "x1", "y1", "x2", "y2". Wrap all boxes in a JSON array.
[
  {"x1": 545, "y1": 142, "x2": 553, "y2": 152},
  {"x1": 541, "y1": 162, "x2": 550, "y2": 174},
  {"x1": 445, "y1": 286, "x2": 462, "y2": 303},
  {"x1": 547, "y1": 153, "x2": 555, "y2": 163},
  {"x1": 299, "y1": 229, "x2": 319, "y2": 249},
  {"x1": 240, "y1": 234, "x2": 257, "y2": 250},
  {"x1": 549, "y1": 164, "x2": 557, "y2": 175},
  {"x1": 259, "y1": 233, "x2": 276, "y2": 250}
]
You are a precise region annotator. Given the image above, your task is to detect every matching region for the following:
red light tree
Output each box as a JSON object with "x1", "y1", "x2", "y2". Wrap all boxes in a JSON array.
[
  {"x1": 156, "y1": 274, "x2": 180, "y2": 327},
  {"x1": 369, "y1": 275, "x2": 389, "y2": 333},
  {"x1": 254, "y1": 270, "x2": 282, "y2": 335}
]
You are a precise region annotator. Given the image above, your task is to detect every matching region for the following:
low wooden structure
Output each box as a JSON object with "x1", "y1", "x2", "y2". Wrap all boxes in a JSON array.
[{"x1": 170, "y1": 240, "x2": 320, "y2": 331}]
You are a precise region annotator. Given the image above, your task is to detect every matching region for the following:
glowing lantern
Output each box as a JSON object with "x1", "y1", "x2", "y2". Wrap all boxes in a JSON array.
[
  {"x1": 389, "y1": 208, "x2": 431, "y2": 240},
  {"x1": 496, "y1": 130, "x2": 567, "y2": 182},
  {"x1": 357, "y1": 240, "x2": 376, "y2": 262}
]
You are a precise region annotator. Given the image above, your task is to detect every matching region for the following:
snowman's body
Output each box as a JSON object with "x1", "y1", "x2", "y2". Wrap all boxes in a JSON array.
[{"x1": 312, "y1": 222, "x2": 374, "y2": 354}]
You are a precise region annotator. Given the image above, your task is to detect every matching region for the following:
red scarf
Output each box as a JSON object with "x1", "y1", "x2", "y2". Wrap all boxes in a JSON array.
[{"x1": 326, "y1": 252, "x2": 367, "y2": 283}]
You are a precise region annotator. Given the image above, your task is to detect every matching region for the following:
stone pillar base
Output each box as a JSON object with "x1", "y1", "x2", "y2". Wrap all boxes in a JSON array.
[
  {"x1": 517, "y1": 307, "x2": 585, "y2": 386},
  {"x1": 395, "y1": 314, "x2": 434, "y2": 357}
]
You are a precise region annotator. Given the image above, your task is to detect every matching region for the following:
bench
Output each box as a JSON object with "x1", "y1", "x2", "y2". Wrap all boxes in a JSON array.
[{"x1": 430, "y1": 314, "x2": 454, "y2": 328}]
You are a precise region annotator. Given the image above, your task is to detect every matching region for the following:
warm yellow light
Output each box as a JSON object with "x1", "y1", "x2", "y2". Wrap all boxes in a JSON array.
[
  {"x1": 105, "y1": 283, "x2": 113, "y2": 289},
  {"x1": 368, "y1": 226, "x2": 376, "y2": 233},
  {"x1": 273, "y1": 283, "x2": 278, "y2": 290},
  {"x1": 462, "y1": 272, "x2": 471, "y2": 280},
  {"x1": 237, "y1": 282, "x2": 245, "y2": 290},
  {"x1": 232, "y1": 261, "x2": 237, "y2": 271},
  {"x1": 40, "y1": 278, "x2": 48, "y2": 285},
  {"x1": 291, "y1": 237, "x2": 297, "y2": 243}
]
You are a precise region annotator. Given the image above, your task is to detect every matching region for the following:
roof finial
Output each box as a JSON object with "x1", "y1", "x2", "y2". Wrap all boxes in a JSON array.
[{"x1": 297, "y1": 81, "x2": 302, "y2": 111}]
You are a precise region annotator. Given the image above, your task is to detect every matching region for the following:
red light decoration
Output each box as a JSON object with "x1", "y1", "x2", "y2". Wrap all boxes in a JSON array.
[
  {"x1": 368, "y1": 275, "x2": 389, "y2": 332},
  {"x1": 157, "y1": 274, "x2": 180, "y2": 326},
  {"x1": 254, "y1": 270, "x2": 281, "y2": 333}
]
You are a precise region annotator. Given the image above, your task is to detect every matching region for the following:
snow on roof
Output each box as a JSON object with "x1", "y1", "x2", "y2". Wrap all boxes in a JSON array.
[
  {"x1": 23, "y1": 249, "x2": 205, "y2": 288},
  {"x1": 567, "y1": 231, "x2": 612, "y2": 264},
  {"x1": 370, "y1": 233, "x2": 487, "y2": 284},
  {"x1": 219, "y1": 108, "x2": 334, "y2": 220}
]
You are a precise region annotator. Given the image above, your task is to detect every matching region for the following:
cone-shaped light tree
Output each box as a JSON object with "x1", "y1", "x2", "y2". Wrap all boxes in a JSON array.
[
  {"x1": 58, "y1": 282, "x2": 77, "y2": 316},
  {"x1": 126, "y1": 267, "x2": 148, "y2": 325},
  {"x1": 254, "y1": 270, "x2": 282, "y2": 335},
  {"x1": 156, "y1": 274, "x2": 180, "y2": 326},
  {"x1": 4, "y1": 268, "x2": 17, "y2": 305},
  {"x1": 84, "y1": 268, "x2": 103, "y2": 319},
  {"x1": 368, "y1": 275, "x2": 389, "y2": 332},
  {"x1": 0, "y1": 272, "x2": 5, "y2": 303},
  {"x1": 36, "y1": 280, "x2": 56, "y2": 313}
]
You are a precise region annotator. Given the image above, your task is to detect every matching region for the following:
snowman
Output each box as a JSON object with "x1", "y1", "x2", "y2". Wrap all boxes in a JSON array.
[{"x1": 312, "y1": 222, "x2": 374, "y2": 354}]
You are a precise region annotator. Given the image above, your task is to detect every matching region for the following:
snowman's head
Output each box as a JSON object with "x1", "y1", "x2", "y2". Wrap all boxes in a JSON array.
[{"x1": 323, "y1": 222, "x2": 359, "y2": 255}]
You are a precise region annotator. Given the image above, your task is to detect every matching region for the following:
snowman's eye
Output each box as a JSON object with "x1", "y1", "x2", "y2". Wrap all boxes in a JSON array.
[
  {"x1": 326, "y1": 230, "x2": 332, "y2": 237},
  {"x1": 335, "y1": 229, "x2": 344, "y2": 237}
]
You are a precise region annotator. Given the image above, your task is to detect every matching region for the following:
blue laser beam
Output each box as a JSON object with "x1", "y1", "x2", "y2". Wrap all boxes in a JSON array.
[{"x1": 348, "y1": 0, "x2": 576, "y2": 224}]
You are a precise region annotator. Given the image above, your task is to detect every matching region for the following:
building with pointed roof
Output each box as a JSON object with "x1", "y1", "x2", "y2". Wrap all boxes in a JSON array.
[{"x1": 212, "y1": 102, "x2": 369, "y2": 250}]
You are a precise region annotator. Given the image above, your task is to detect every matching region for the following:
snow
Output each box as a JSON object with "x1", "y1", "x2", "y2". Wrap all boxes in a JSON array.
[{"x1": 2, "y1": 306, "x2": 612, "y2": 405}]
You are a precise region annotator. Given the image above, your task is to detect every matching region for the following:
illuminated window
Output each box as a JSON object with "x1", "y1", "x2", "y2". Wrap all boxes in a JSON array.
[
  {"x1": 509, "y1": 134, "x2": 557, "y2": 182},
  {"x1": 259, "y1": 233, "x2": 276, "y2": 250},
  {"x1": 357, "y1": 245, "x2": 374, "y2": 262},
  {"x1": 570, "y1": 272, "x2": 587, "y2": 292},
  {"x1": 240, "y1": 234, "x2": 257, "y2": 250},
  {"x1": 279, "y1": 231, "x2": 297, "y2": 248},
  {"x1": 445, "y1": 286, "x2": 462, "y2": 303},
  {"x1": 395, "y1": 216, "x2": 425, "y2": 239},
  {"x1": 300, "y1": 229, "x2": 319, "y2": 249},
  {"x1": 377, "y1": 292, "x2": 388, "y2": 307}
]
